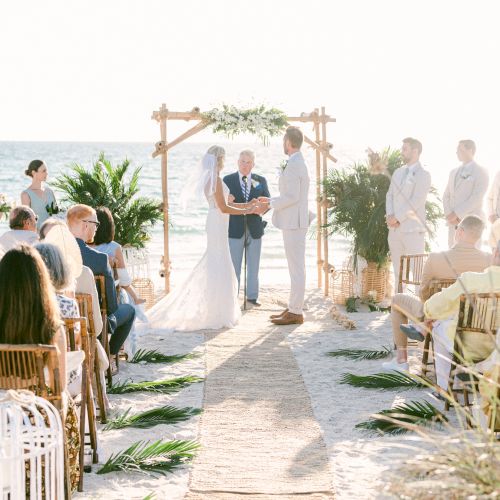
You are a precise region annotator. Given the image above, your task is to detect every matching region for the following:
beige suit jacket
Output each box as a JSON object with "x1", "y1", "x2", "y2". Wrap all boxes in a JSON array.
[
  {"x1": 443, "y1": 161, "x2": 489, "y2": 221},
  {"x1": 271, "y1": 151, "x2": 310, "y2": 230},
  {"x1": 419, "y1": 243, "x2": 492, "y2": 301}
]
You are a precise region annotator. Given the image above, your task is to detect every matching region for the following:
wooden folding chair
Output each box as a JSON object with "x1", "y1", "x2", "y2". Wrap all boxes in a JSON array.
[
  {"x1": 420, "y1": 278, "x2": 457, "y2": 379},
  {"x1": 63, "y1": 317, "x2": 98, "y2": 491},
  {"x1": 94, "y1": 275, "x2": 113, "y2": 385},
  {"x1": 75, "y1": 293, "x2": 107, "y2": 424},
  {"x1": 444, "y1": 293, "x2": 500, "y2": 426},
  {"x1": 398, "y1": 253, "x2": 429, "y2": 294},
  {"x1": 0, "y1": 344, "x2": 72, "y2": 498}
]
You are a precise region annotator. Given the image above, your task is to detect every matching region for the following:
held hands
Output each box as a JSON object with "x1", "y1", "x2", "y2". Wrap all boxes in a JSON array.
[
  {"x1": 446, "y1": 211, "x2": 460, "y2": 225},
  {"x1": 489, "y1": 214, "x2": 498, "y2": 224},
  {"x1": 385, "y1": 215, "x2": 400, "y2": 228}
]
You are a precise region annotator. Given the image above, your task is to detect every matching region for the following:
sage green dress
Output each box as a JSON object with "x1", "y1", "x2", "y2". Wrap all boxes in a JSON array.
[{"x1": 23, "y1": 187, "x2": 57, "y2": 228}]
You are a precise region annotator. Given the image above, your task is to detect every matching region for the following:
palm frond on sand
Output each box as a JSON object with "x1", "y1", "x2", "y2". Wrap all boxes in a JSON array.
[
  {"x1": 108, "y1": 376, "x2": 203, "y2": 395},
  {"x1": 130, "y1": 349, "x2": 199, "y2": 364},
  {"x1": 97, "y1": 439, "x2": 199, "y2": 476},
  {"x1": 327, "y1": 347, "x2": 392, "y2": 361},
  {"x1": 355, "y1": 400, "x2": 447, "y2": 435},
  {"x1": 340, "y1": 371, "x2": 427, "y2": 389}
]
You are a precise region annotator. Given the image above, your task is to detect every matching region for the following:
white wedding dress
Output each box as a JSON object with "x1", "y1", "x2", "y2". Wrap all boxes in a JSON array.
[{"x1": 147, "y1": 182, "x2": 241, "y2": 331}]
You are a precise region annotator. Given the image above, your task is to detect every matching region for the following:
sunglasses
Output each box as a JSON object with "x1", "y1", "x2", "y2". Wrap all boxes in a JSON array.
[{"x1": 83, "y1": 219, "x2": 100, "y2": 228}]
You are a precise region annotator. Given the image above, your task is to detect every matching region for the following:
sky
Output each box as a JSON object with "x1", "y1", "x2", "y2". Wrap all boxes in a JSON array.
[{"x1": 1, "y1": 0, "x2": 499, "y2": 185}]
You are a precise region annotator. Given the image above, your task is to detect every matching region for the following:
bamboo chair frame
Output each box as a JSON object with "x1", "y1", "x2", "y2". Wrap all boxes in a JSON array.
[
  {"x1": 444, "y1": 293, "x2": 500, "y2": 427},
  {"x1": 397, "y1": 253, "x2": 428, "y2": 294},
  {"x1": 75, "y1": 293, "x2": 107, "y2": 424},
  {"x1": 94, "y1": 275, "x2": 113, "y2": 385},
  {"x1": 63, "y1": 317, "x2": 98, "y2": 491},
  {"x1": 0, "y1": 343, "x2": 72, "y2": 497},
  {"x1": 420, "y1": 278, "x2": 457, "y2": 380}
]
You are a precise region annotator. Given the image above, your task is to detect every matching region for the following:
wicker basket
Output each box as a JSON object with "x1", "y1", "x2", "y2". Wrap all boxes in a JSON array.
[
  {"x1": 132, "y1": 278, "x2": 155, "y2": 310},
  {"x1": 361, "y1": 262, "x2": 388, "y2": 302},
  {"x1": 330, "y1": 267, "x2": 355, "y2": 305}
]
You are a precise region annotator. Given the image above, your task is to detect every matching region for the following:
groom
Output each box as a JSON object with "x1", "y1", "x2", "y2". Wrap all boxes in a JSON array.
[
  {"x1": 257, "y1": 126, "x2": 310, "y2": 325},
  {"x1": 224, "y1": 149, "x2": 270, "y2": 306}
]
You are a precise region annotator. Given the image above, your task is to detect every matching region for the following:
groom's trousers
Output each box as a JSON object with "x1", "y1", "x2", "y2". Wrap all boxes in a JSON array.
[
  {"x1": 229, "y1": 233, "x2": 262, "y2": 301},
  {"x1": 283, "y1": 228, "x2": 307, "y2": 315}
]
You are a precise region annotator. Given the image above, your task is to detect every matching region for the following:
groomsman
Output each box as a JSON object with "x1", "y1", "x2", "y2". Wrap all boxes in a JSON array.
[
  {"x1": 487, "y1": 169, "x2": 500, "y2": 224},
  {"x1": 224, "y1": 150, "x2": 270, "y2": 306},
  {"x1": 386, "y1": 137, "x2": 431, "y2": 287},
  {"x1": 443, "y1": 140, "x2": 489, "y2": 248}
]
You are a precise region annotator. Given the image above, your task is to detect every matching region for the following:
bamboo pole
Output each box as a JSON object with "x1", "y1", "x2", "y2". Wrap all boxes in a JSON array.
[
  {"x1": 159, "y1": 104, "x2": 170, "y2": 293},
  {"x1": 166, "y1": 121, "x2": 209, "y2": 151},
  {"x1": 321, "y1": 107, "x2": 329, "y2": 296},
  {"x1": 314, "y1": 109, "x2": 323, "y2": 288}
]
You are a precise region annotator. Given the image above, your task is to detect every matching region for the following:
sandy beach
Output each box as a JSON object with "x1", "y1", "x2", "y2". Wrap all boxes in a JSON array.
[{"x1": 76, "y1": 285, "x2": 448, "y2": 500}]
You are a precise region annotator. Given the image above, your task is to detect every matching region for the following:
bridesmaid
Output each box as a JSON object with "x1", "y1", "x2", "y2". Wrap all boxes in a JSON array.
[{"x1": 21, "y1": 159, "x2": 58, "y2": 228}]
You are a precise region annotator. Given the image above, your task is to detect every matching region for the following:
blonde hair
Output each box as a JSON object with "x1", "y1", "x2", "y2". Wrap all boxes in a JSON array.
[
  {"x1": 207, "y1": 145, "x2": 225, "y2": 170},
  {"x1": 66, "y1": 204, "x2": 95, "y2": 227}
]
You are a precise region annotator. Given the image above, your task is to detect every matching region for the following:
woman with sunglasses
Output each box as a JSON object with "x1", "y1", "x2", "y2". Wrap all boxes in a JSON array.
[{"x1": 21, "y1": 159, "x2": 59, "y2": 228}]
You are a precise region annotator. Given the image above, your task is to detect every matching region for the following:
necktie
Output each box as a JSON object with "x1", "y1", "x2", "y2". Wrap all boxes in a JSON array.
[{"x1": 242, "y1": 178, "x2": 248, "y2": 202}]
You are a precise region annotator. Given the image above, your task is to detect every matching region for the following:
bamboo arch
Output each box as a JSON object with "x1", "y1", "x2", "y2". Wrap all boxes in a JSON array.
[{"x1": 151, "y1": 104, "x2": 336, "y2": 296}]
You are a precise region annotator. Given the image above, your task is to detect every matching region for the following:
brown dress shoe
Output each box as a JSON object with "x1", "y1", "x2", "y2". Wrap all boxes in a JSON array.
[
  {"x1": 270, "y1": 308, "x2": 288, "y2": 319},
  {"x1": 271, "y1": 311, "x2": 304, "y2": 325}
]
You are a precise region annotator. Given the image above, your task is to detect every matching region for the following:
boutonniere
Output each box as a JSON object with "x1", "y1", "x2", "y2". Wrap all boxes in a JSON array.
[
  {"x1": 277, "y1": 159, "x2": 288, "y2": 176},
  {"x1": 251, "y1": 178, "x2": 260, "y2": 189},
  {"x1": 46, "y1": 201, "x2": 60, "y2": 216},
  {"x1": 461, "y1": 173, "x2": 471, "y2": 180}
]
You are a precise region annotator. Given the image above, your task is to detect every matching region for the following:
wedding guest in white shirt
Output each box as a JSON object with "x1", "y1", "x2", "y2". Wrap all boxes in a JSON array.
[
  {"x1": 386, "y1": 137, "x2": 431, "y2": 288},
  {"x1": 443, "y1": 139, "x2": 489, "y2": 248},
  {"x1": 0, "y1": 205, "x2": 39, "y2": 258}
]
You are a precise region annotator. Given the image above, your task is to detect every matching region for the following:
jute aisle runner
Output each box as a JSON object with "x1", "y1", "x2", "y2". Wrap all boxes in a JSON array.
[{"x1": 186, "y1": 299, "x2": 334, "y2": 499}]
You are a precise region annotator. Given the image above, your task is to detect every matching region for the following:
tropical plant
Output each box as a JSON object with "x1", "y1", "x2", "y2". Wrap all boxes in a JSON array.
[
  {"x1": 104, "y1": 405, "x2": 202, "y2": 431},
  {"x1": 339, "y1": 371, "x2": 427, "y2": 389},
  {"x1": 0, "y1": 194, "x2": 11, "y2": 221},
  {"x1": 327, "y1": 347, "x2": 392, "y2": 361},
  {"x1": 130, "y1": 349, "x2": 198, "y2": 364},
  {"x1": 323, "y1": 148, "x2": 443, "y2": 268},
  {"x1": 355, "y1": 400, "x2": 447, "y2": 435},
  {"x1": 53, "y1": 153, "x2": 163, "y2": 248},
  {"x1": 97, "y1": 439, "x2": 199, "y2": 476},
  {"x1": 107, "y1": 376, "x2": 203, "y2": 394}
]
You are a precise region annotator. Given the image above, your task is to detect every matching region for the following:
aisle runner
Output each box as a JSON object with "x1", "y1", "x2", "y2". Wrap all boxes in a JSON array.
[{"x1": 186, "y1": 301, "x2": 334, "y2": 499}]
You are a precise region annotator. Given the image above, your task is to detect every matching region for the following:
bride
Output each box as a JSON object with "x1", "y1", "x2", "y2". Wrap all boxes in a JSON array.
[{"x1": 146, "y1": 145, "x2": 259, "y2": 331}]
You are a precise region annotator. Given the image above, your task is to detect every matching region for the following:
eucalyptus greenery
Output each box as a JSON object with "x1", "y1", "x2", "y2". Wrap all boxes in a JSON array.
[
  {"x1": 323, "y1": 148, "x2": 443, "y2": 268},
  {"x1": 355, "y1": 400, "x2": 447, "y2": 435},
  {"x1": 97, "y1": 439, "x2": 199, "y2": 476},
  {"x1": 339, "y1": 371, "x2": 427, "y2": 389},
  {"x1": 130, "y1": 349, "x2": 199, "y2": 364},
  {"x1": 53, "y1": 153, "x2": 163, "y2": 248},
  {"x1": 104, "y1": 405, "x2": 202, "y2": 431},
  {"x1": 108, "y1": 376, "x2": 203, "y2": 395}
]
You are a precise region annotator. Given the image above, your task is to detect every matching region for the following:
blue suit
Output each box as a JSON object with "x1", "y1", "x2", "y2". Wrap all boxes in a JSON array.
[
  {"x1": 223, "y1": 172, "x2": 270, "y2": 301},
  {"x1": 75, "y1": 238, "x2": 135, "y2": 355}
]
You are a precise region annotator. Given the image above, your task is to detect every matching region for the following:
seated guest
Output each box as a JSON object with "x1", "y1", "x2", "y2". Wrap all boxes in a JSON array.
[
  {"x1": 39, "y1": 217, "x2": 66, "y2": 240},
  {"x1": 93, "y1": 206, "x2": 146, "y2": 305},
  {"x1": 421, "y1": 243, "x2": 500, "y2": 390},
  {"x1": 0, "y1": 205, "x2": 39, "y2": 257},
  {"x1": 382, "y1": 215, "x2": 491, "y2": 372},
  {"x1": 0, "y1": 244, "x2": 80, "y2": 490},
  {"x1": 66, "y1": 204, "x2": 135, "y2": 357}
]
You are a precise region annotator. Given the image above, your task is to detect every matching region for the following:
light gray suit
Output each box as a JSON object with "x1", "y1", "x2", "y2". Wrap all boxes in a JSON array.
[
  {"x1": 443, "y1": 161, "x2": 489, "y2": 247},
  {"x1": 386, "y1": 162, "x2": 431, "y2": 286},
  {"x1": 271, "y1": 151, "x2": 310, "y2": 314}
]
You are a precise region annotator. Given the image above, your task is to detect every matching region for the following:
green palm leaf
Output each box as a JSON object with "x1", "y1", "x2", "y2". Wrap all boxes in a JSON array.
[
  {"x1": 104, "y1": 405, "x2": 202, "y2": 431},
  {"x1": 327, "y1": 346, "x2": 392, "y2": 361},
  {"x1": 130, "y1": 349, "x2": 199, "y2": 364},
  {"x1": 108, "y1": 376, "x2": 203, "y2": 394},
  {"x1": 340, "y1": 371, "x2": 427, "y2": 389},
  {"x1": 97, "y1": 439, "x2": 199, "y2": 476},
  {"x1": 355, "y1": 400, "x2": 447, "y2": 435}
]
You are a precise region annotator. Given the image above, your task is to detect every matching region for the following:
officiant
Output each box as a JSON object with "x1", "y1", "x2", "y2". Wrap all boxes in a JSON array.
[{"x1": 224, "y1": 150, "x2": 270, "y2": 306}]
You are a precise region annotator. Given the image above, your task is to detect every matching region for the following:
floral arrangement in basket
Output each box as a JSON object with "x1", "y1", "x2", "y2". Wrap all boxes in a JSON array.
[
  {"x1": 0, "y1": 194, "x2": 12, "y2": 221},
  {"x1": 202, "y1": 104, "x2": 288, "y2": 144}
]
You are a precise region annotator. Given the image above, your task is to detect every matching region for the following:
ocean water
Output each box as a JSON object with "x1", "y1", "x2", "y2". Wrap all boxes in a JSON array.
[{"x1": 0, "y1": 141, "x2": 357, "y2": 291}]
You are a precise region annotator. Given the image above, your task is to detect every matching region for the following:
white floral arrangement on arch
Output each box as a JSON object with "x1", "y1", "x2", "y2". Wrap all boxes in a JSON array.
[{"x1": 202, "y1": 104, "x2": 288, "y2": 144}]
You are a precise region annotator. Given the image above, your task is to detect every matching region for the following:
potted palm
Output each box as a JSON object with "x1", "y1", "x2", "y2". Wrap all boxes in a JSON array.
[
  {"x1": 54, "y1": 153, "x2": 163, "y2": 248},
  {"x1": 323, "y1": 148, "x2": 442, "y2": 301}
]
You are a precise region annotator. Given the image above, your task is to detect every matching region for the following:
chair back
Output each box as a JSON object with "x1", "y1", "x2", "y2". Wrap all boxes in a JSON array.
[
  {"x1": 456, "y1": 293, "x2": 500, "y2": 363},
  {"x1": 398, "y1": 253, "x2": 428, "y2": 293},
  {"x1": 427, "y1": 278, "x2": 456, "y2": 298},
  {"x1": 75, "y1": 293, "x2": 96, "y2": 335},
  {"x1": 94, "y1": 275, "x2": 107, "y2": 315},
  {"x1": 0, "y1": 344, "x2": 62, "y2": 411}
]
